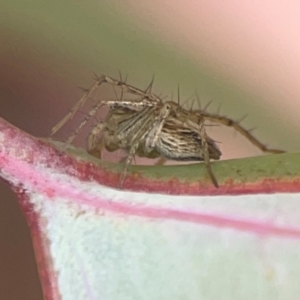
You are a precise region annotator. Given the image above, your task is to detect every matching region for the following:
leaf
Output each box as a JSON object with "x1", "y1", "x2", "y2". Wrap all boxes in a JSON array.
[{"x1": 1, "y1": 117, "x2": 300, "y2": 300}]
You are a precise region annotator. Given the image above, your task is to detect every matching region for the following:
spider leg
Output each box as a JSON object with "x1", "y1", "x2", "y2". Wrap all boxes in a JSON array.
[
  {"x1": 201, "y1": 112, "x2": 285, "y2": 154},
  {"x1": 104, "y1": 75, "x2": 161, "y2": 104},
  {"x1": 51, "y1": 74, "x2": 162, "y2": 138},
  {"x1": 51, "y1": 75, "x2": 107, "y2": 136},
  {"x1": 145, "y1": 102, "x2": 172, "y2": 150},
  {"x1": 65, "y1": 101, "x2": 103, "y2": 146},
  {"x1": 87, "y1": 122, "x2": 105, "y2": 156},
  {"x1": 199, "y1": 120, "x2": 219, "y2": 188},
  {"x1": 114, "y1": 106, "x2": 156, "y2": 140},
  {"x1": 118, "y1": 103, "x2": 173, "y2": 187},
  {"x1": 118, "y1": 124, "x2": 151, "y2": 188}
]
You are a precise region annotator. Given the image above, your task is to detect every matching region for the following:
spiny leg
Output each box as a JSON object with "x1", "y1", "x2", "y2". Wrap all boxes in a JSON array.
[
  {"x1": 201, "y1": 112, "x2": 285, "y2": 154},
  {"x1": 118, "y1": 103, "x2": 174, "y2": 187},
  {"x1": 118, "y1": 124, "x2": 151, "y2": 188},
  {"x1": 145, "y1": 102, "x2": 172, "y2": 149},
  {"x1": 66, "y1": 98, "x2": 162, "y2": 144},
  {"x1": 104, "y1": 75, "x2": 161, "y2": 104},
  {"x1": 115, "y1": 106, "x2": 156, "y2": 140},
  {"x1": 63, "y1": 97, "x2": 158, "y2": 147},
  {"x1": 87, "y1": 103, "x2": 161, "y2": 168},
  {"x1": 51, "y1": 75, "x2": 107, "y2": 136},
  {"x1": 65, "y1": 101, "x2": 103, "y2": 146},
  {"x1": 118, "y1": 142, "x2": 140, "y2": 188},
  {"x1": 199, "y1": 120, "x2": 219, "y2": 188},
  {"x1": 119, "y1": 117, "x2": 168, "y2": 187},
  {"x1": 87, "y1": 122, "x2": 105, "y2": 155},
  {"x1": 50, "y1": 74, "x2": 162, "y2": 138}
]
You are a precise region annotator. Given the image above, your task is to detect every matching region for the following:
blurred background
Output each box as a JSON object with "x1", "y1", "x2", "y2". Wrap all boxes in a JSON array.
[{"x1": 1, "y1": 0, "x2": 299, "y2": 298}]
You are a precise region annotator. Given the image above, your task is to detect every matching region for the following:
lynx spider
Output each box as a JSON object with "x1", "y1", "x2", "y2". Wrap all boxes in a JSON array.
[{"x1": 51, "y1": 74, "x2": 284, "y2": 188}]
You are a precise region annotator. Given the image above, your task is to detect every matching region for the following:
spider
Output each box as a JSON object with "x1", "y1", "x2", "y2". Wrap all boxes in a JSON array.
[
  {"x1": 86, "y1": 104, "x2": 222, "y2": 187},
  {"x1": 51, "y1": 74, "x2": 284, "y2": 188}
]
